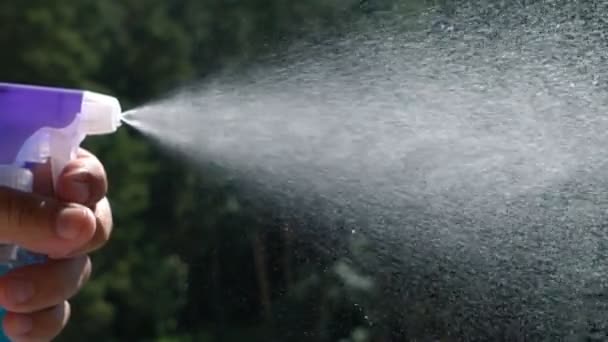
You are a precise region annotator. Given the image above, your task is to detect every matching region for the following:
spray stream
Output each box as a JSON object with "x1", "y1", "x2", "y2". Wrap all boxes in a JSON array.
[{"x1": 122, "y1": 1, "x2": 608, "y2": 340}]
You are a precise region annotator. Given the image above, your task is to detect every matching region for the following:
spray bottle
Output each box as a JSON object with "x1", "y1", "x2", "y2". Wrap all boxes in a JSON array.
[{"x1": 0, "y1": 82, "x2": 122, "y2": 341}]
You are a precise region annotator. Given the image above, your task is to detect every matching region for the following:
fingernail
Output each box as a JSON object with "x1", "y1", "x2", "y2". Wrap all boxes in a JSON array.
[
  {"x1": 56, "y1": 208, "x2": 87, "y2": 240},
  {"x1": 69, "y1": 180, "x2": 90, "y2": 204},
  {"x1": 66, "y1": 169, "x2": 91, "y2": 203},
  {"x1": 11, "y1": 315, "x2": 33, "y2": 335},
  {"x1": 6, "y1": 280, "x2": 34, "y2": 305}
]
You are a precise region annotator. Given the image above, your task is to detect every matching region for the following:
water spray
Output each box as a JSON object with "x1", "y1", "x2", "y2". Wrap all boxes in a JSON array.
[
  {"x1": 0, "y1": 82, "x2": 126, "y2": 340},
  {"x1": 1, "y1": 2, "x2": 606, "y2": 339}
]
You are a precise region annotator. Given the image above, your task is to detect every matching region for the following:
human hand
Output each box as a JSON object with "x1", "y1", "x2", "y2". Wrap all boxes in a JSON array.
[{"x1": 0, "y1": 148, "x2": 113, "y2": 341}]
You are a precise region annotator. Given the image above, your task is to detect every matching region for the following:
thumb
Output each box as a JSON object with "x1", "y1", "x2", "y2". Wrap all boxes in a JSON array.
[{"x1": 0, "y1": 187, "x2": 96, "y2": 258}]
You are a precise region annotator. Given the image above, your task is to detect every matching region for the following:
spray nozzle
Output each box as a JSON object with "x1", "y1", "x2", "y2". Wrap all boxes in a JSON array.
[{"x1": 81, "y1": 90, "x2": 123, "y2": 135}]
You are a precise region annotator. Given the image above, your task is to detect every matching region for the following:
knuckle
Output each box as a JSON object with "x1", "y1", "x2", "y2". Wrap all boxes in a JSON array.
[
  {"x1": 98, "y1": 217, "x2": 112, "y2": 245},
  {"x1": 47, "y1": 301, "x2": 69, "y2": 328},
  {"x1": 51, "y1": 301, "x2": 71, "y2": 339},
  {"x1": 82, "y1": 153, "x2": 108, "y2": 195},
  {"x1": 65, "y1": 256, "x2": 91, "y2": 299},
  {"x1": 83, "y1": 170, "x2": 107, "y2": 205},
  {"x1": 62, "y1": 300, "x2": 71, "y2": 325},
  {"x1": 36, "y1": 302, "x2": 70, "y2": 341},
  {"x1": 78, "y1": 256, "x2": 92, "y2": 289},
  {"x1": 94, "y1": 199, "x2": 113, "y2": 248},
  {"x1": 93, "y1": 162, "x2": 108, "y2": 187},
  {"x1": 91, "y1": 221, "x2": 110, "y2": 251}
]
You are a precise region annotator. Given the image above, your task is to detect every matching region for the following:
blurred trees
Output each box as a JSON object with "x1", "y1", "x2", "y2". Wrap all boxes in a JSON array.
[{"x1": 0, "y1": 1, "x2": 430, "y2": 341}]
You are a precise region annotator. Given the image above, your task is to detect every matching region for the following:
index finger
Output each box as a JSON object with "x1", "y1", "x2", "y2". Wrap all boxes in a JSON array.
[
  {"x1": 55, "y1": 149, "x2": 108, "y2": 208},
  {"x1": 32, "y1": 148, "x2": 108, "y2": 208}
]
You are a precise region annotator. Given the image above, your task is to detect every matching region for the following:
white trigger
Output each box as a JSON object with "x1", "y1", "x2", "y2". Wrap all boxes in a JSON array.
[{"x1": 47, "y1": 115, "x2": 86, "y2": 189}]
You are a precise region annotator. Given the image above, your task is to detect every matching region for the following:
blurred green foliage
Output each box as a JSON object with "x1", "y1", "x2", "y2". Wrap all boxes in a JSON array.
[{"x1": 0, "y1": 1, "x2": 432, "y2": 341}]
